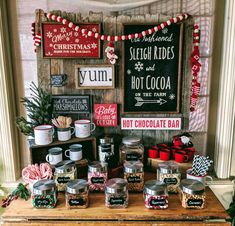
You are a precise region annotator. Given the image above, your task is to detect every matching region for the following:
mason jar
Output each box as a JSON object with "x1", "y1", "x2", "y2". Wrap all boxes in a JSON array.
[
  {"x1": 179, "y1": 179, "x2": 206, "y2": 209},
  {"x1": 144, "y1": 180, "x2": 168, "y2": 209},
  {"x1": 88, "y1": 161, "x2": 108, "y2": 192},
  {"x1": 124, "y1": 161, "x2": 144, "y2": 192},
  {"x1": 32, "y1": 179, "x2": 57, "y2": 208},
  {"x1": 98, "y1": 137, "x2": 114, "y2": 162},
  {"x1": 54, "y1": 160, "x2": 77, "y2": 192},
  {"x1": 65, "y1": 179, "x2": 89, "y2": 209},
  {"x1": 119, "y1": 136, "x2": 144, "y2": 164},
  {"x1": 105, "y1": 178, "x2": 128, "y2": 208},
  {"x1": 157, "y1": 162, "x2": 181, "y2": 193}
]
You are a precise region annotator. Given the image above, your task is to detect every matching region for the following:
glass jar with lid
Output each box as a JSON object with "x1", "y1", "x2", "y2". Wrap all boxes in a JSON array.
[
  {"x1": 157, "y1": 161, "x2": 181, "y2": 193},
  {"x1": 179, "y1": 179, "x2": 205, "y2": 209},
  {"x1": 144, "y1": 180, "x2": 168, "y2": 209},
  {"x1": 54, "y1": 160, "x2": 77, "y2": 192},
  {"x1": 88, "y1": 161, "x2": 108, "y2": 192},
  {"x1": 105, "y1": 178, "x2": 128, "y2": 208},
  {"x1": 119, "y1": 136, "x2": 144, "y2": 164},
  {"x1": 98, "y1": 136, "x2": 114, "y2": 162},
  {"x1": 65, "y1": 179, "x2": 89, "y2": 209},
  {"x1": 32, "y1": 179, "x2": 57, "y2": 208},
  {"x1": 124, "y1": 161, "x2": 144, "y2": 192}
]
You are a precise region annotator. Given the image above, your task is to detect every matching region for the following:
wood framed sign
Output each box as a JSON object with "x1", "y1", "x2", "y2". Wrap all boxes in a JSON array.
[
  {"x1": 41, "y1": 23, "x2": 101, "y2": 58},
  {"x1": 94, "y1": 104, "x2": 118, "y2": 127},
  {"x1": 52, "y1": 95, "x2": 90, "y2": 114},
  {"x1": 122, "y1": 23, "x2": 183, "y2": 113},
  {"x1": 75, "y1": 65, "x2": 115, "y2": 89},
  {"x1": 121, "y1": 118, "x2": 181, "y2": 130}
]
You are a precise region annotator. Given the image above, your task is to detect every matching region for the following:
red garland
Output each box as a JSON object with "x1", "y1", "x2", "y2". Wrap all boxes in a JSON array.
[
  {"x1": 31, "y1": 21, "x2": 41, "y2": 52},
  {"x1": 190, "y1": 24, "x2": 201, "y2": 112}
]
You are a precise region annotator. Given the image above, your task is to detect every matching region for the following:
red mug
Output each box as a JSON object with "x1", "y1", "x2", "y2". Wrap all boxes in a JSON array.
[
  {"x1": 184, "y1": 147, "x2": 196, "y2": 161},
  {"x1": 148, "y1": 146, "x2": 158, "y2": 158},
  {"x1": 171, "y1": 146, "x2": 182, "y2": 159},
  {"x1": 157, "y1": 143, "x2": 169, "y2": 149},
  {"x1": 159, "y1": 149, "x2": 170, "y2": 161},
  {"x1": 175, "y1": 150, "x2": 189, "y2": 163}
]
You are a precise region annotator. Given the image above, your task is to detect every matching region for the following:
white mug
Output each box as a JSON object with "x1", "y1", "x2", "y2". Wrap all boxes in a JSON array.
[
  {"x1": 57, "y1": 127, "x2": 75, "y2": 141},
  {"x1": 34, "y1": 125, "x2": 54, "y2": 145},
  {"x1": 186, "y1": 168, "x2": 213, "y2": 186},
  {"x1": 75, "y1": 119, "x2": 96, "y2": 138},
  {"x1": 65, "y1": 144, "x2": 82, "y2": 161},
  {"x1": 46, "y1": 147, "x2": 63, "y2": 165}
]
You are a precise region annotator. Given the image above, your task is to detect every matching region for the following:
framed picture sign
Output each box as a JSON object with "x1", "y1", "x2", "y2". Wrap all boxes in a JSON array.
[
  {"x1": 41, "y1": 23, "x2": 101, "y2": 58},
  {"x1": 122, "y1": 23, "x2": 183, "y2": 113},
  {"x1": 75, "y1": 65, "x2": 115, "y2": 89}
]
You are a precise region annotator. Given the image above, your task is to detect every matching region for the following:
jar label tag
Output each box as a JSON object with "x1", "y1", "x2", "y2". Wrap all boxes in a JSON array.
[
  {"x1": 187, "y1": 199, "x2": 203, "y2": 207},
  {"x1": 57, "y1": 176, "x2": 71, "y2": 183},
  {"x1": 126, "y1": 153, "x2": 139, "y2": 161},
  {"x1": 91, "y1": 177, "x2": 105, "y2": 184},
  {"x1": 35, "y1": 198, "x2": 50, "y2": 206},
  {"x1": 109, "y1": 197, "x2": 125, "y2": 205},
  {"x1": 150, "y1": 198, "x2": 166, "y2": 207},
  {"x1": 163, "y1": 177, "x2": 178, "y2": 185},
  {"x1": 69, "y1": 198, "x2": 85, "y2": 206},
  {"x1": 127, "y1": 176, "x2": 141, "y2": 183}
]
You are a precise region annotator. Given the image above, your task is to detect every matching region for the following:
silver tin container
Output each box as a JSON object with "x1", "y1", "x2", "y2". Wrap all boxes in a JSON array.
[
  {"x1": 144, "y1": 180, "x2": 167, "y2": 196},
  {"x1": 124, "y1": 161, "x2": 143, "y2": 173},
  {"x1": 66, "y1": 179, "x2": 88, "y2": 194},
  {"x1": 55, "y1": 160, "x2": 76, "y2": 173},
  {"x1": 33, "y1": 179, "x2": 56, "y2": 195},
  {"x1": 88, "y1": 161, "x2": 107, "y2": 173},
  {"x1": 180, "y1": 179, "x2": 205, "y2": 195},
  {"x1": 105, "y1": 178, "x2": 127, "y2": 194}
]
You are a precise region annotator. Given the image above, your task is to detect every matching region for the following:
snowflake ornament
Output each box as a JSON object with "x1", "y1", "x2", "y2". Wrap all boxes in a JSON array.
[
  {"x1": 135, "y1": 61, "x2": 144, "y2": 72},
  {"x1": 46, "y1": 31, "x2": 53, "y2": 38},
  {"x1": 169, "y1": 94, "x2": 175, "y2": 100},
  {"x1": 162, "y1": 28, "x2": 168, "y2": 34},
  {"x1": 60, "y1": 27, "x2": 66, "y2": 33}
]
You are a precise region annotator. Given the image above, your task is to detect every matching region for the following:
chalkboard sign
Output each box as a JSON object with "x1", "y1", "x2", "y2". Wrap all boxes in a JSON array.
[
  {"x1": 123, "y1": 23, "x2": 183, "y2": 113},
  {"x1": 52, "y1": 95, "x2": 90, "y2": 114}
]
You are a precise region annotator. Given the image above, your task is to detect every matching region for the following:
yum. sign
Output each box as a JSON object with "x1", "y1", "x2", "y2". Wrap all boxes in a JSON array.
[{"x1": 75, "y1": 65, "x2": 115, "y2": 89}]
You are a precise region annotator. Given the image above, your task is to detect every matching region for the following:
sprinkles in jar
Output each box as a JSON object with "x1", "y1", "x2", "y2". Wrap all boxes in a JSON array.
[
  {"x1": 157, "y1": 162, "x2": 181, "y2": 193},
  {"x1": 179, "y1": 179, "x2": 206, "y2": 209},
  {"x1": 88, "y1": 161, "x2": 108, "y2": 192},
  {"x1": 32, "y1": 179, "x2": 57, "y2": 208},
  {"x1": 54, "y1": 160, "x2": 77, "y2": 192},
  {"x1": 66, "y1": 179, "x2": 89, "y2": 209},
  {"x1": 105, "y1": 178, "x2": 128, "y2": 208},
  {"x1": 124, "y1": 161, "x2": 144, "y2": 192},
  {"x1": 144, "y1": 180, "x2": 168, "y2": 209}
]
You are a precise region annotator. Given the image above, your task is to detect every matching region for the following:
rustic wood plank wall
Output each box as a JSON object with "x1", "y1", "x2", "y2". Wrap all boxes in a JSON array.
[{"x1": 35, "y1": 10, "x2": 198, "y2": 151}]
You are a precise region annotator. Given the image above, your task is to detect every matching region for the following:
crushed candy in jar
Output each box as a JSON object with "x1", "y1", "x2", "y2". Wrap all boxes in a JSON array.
[
  {"x1": 54, "y1": 160, "x2": 77, "y2": 192},
  {"x1": 123, "y1": 161, "x2": 144, "y2": 192},
  {"x1": 144, "y1": 180, "x2": 168, "y2": 209},
  {"x1": 105, "y1": 178, "x2": 128, "y2": 208},
  {"x1": 66, "y1": 179, "x2": 89, "y2": 209},
  {"x1": 88, "y1": 161, "x2": 108, "y2": 192},
  {"x1": 32, "y1": 179, "x2": 57, "y2": 208},
  {"x1": 157, "y1": 161, "x2": 181, "y2": 193},
  {"x1": 179, "y1": 179, "x2": 205, "y2": 209}
]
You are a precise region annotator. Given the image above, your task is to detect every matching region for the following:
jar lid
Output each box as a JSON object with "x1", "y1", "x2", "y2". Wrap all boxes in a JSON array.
[
  {"x1": 159, "y1": 162, "x2": 179, "y2": 174},
  {"x1": 33, "y1": 179, "x2": 56, "y2": 195},
  {"x1": 66, "y1": 179, "x2": 88, "y2": 194},
  {"x1": 105, "y1": 178, "x2": 127, "y2": 194},
  {"x1": 55, "y1": 160, "x2": 76, "y2": 173},
  {"x1": 124, "y1": 160, "x2": 143, "y2": 173},
  {"x1": 48, "y1": 147, "x2": 62, "y2": 155},
  {"x1": 144, "y1": 180, "x2": 167, "y2": 196},
  {"x1": 100, "y1": 136, "x2": 113, "y2": 144},
  {"x1": 180, "y1": 179, "x2": 205, "y2": 195},
  {"x1": 88, "y1": 161, "x2": 107, "y2": 173},
  {"x1": 122, "y1": 136, "x2": 141, "y2": 145}
]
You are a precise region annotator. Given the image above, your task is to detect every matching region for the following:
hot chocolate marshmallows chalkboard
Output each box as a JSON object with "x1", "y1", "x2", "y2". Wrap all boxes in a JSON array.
[{"x1": 123, "y1": 23, "x2": 183, "y2": 113}]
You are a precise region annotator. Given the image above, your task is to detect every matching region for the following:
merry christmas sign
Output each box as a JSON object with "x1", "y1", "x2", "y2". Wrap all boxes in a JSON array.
[
  {"x1": 94, "y1": 104, "x2": 118, "y2": 127},
  {"x1": 41, "y1": 23, "x2": 100, "y2": 58}
]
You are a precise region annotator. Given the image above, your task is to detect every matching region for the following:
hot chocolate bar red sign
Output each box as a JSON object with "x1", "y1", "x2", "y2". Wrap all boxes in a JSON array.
[
  {"x1": 42, "y1": 23, "x2": 100, "y2": 58},
  {"x1": 94, "y1": 104, "x2": 117, "y2": 127}
]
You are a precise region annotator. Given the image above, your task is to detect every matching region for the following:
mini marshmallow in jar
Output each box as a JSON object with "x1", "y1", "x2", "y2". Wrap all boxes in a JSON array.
[
  {"x1": 179, "y1": 179, "x2": 205, "y2": 209},
  {"x1": 144, "y1": 180, "x2": 168, "y2": 209},
  {"x1": 123, "y1": 160, "x2": 144, "y2": 192},
  {"x1": 88, "y1": 161, "x2": 108, "y2": 192}
]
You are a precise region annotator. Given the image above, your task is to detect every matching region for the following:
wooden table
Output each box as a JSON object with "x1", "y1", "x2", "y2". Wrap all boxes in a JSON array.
[{"x1": 1, "y1": 172, "x2": 231, "y2": 226}]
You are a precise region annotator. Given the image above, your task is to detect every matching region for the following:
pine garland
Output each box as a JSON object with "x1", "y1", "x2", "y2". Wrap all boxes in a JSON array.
[{"x1": 16, "y1": 82, "x2": 52, "y2": 136}]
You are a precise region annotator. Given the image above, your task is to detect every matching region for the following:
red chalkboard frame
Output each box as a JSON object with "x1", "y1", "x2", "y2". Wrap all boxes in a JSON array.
[{"x1": 41, "y1": 22, "x2": 101, "y2": 58}]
